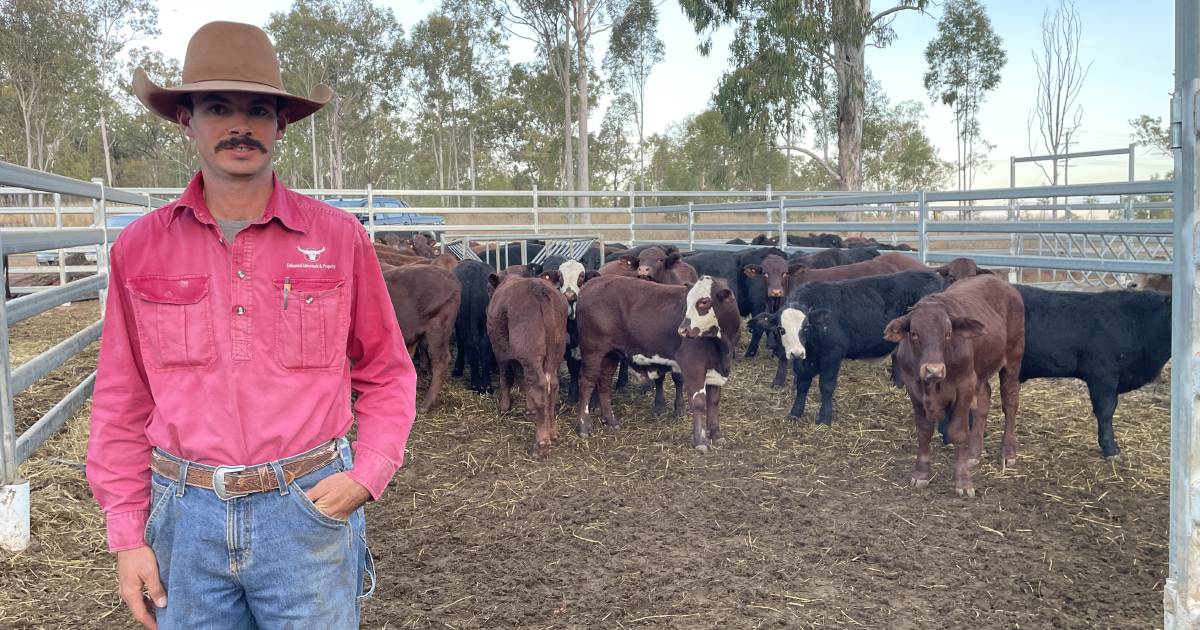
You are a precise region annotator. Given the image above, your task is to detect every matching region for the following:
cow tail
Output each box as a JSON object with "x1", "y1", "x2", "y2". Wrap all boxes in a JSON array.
[{"x1": 532, "y1": 284, "x2": 557, "y2": 401}]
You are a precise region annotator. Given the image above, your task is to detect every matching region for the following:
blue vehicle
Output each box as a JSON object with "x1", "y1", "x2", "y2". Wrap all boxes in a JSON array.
[{"x1": 324, "y1": 197, "x2": 445, "y2": 234}]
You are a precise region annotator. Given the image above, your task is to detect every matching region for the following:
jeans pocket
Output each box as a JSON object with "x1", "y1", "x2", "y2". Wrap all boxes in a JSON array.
[
  {"x1": 144, "y1": 478, "x2": 176, "y2": 544},
  {"x1": 289, "y1": 481, "x2": 351, "y2": 529},
  {"x1": 357, "y1": 533, "x2": 376, "y2": 601},
  {"x1": 273, "y1": 277, "x2": 348, "y2": 370}
]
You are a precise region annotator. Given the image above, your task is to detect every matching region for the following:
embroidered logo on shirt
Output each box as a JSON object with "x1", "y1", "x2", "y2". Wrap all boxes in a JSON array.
[{"x1": 297, "y1": 246, "x2": 326, "y2": 262}]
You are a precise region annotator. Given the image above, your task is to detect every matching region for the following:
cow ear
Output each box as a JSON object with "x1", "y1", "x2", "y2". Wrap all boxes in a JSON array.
[
  {"x1": 787, "y1": 262, "x2": 807, "y2": 276},
  {"x1": 934, "y1": 265, "x2": 950, "y2": 277},
  {"x1": 742, "y1": 264, "x2": 761, "y2": 277},
  {"x1": 581, "y1": 270, "x2": 601, "y2": 285},
  {"x1": 665, "y1": 251, "x2": 682, "y2": 267},
  {"x1": 619, "y1": 254, "x2": 637, "y2": 267},
  {"x1": 716, "y1": 287, "x2": 734, "y2": 303},
  {"x1": 883, "y1": 315, "x2": 911, "y2": 342},
  {"x1": 749, "y1": 312, "x2": 773, "y2": 332},
  {"x1": 487, "y1": 273, "x2": 501, "y2": 289},
  {"x1": 542, "y1": 270, "x2": 563, "y2": 287},
  {"x1": 808, "y1": 308, "x2": 832, "y2": 325},
  {"x1": 952, "y1": 317, "x2": 985, "y2": 338},
  {"x1": 977, "y1": 267, "x2": 994, "y2": 275},
  {"x1": 526, "y1": 263, "x2": 544, "y2": 276}
]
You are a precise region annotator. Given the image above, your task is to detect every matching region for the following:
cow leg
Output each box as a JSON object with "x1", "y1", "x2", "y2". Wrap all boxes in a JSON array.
[
  {"x1": 452, "y1": 336, "x2": 465, "y2": 377},
  {"x1": 910, "y1": 393, "x2": 934, "y2": 488},
  {"x1": 967, "y1": 381, "x2": 992, "y2": 466},
  {"x1": 998, "y1": 366, "x2": 1021, "y2": 467},
  {"x1": 497, "y1": 361, "x2": 515, "y2": 414},
  {"x1": 947, "y1": 388, "x2": 977, "y2": 498},
  {"x1": 705, "y1": 384, "x2": 724, "y2": 446},
  {"x1": 1084, "y1": 375, "x2": 1121, "y2": 459},
  {"x1": 815, "y1": 358, "x2": 842, "y2": 426},
  {"x1": 745, "y1": 322, "x2": 764, "y2": 357},
  {"x1": 576, "y1": 351, "x2": 601, "y2": 437},
  {"x1": 597, "y1": 354, "x2": 620, "y2": 430},
  {"x1": 788, "y1": 360, "x2": 816, "y2": 420},
  {"x1": 418, "y1": 328, "x2": 453, "y2": 414},
  {"x1": 565, "y1": 346, "x2": 581, "y2": 405},
  {"x1": 614, "y1": 357, "x2": 630, "y2": 391},
  {"x1": 772, "y1": 356, "x2": 788, "y2": 388},
  {"x1": 672, "y1": 371, "x2": 685, "y2": 416},
  {"x1": 650, "y1": 373, "x2": 667, "y2": 416},
  {"x1": 523, "y1": 366, "x2": 551, "y2": 458},
  {"x1": 683, "y1": 366, "x2": 710, "y2": 452}
]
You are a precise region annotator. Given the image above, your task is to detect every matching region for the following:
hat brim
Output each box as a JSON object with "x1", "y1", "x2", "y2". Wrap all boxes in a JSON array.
[{"x1": 132, "y1": 68, "x2": 332, "y2": 124}]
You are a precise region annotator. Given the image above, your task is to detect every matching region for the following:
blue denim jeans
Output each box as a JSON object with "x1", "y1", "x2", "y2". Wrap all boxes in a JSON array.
[{"x1": 145, "y1": 438, "x2": 375, "y2": 629}]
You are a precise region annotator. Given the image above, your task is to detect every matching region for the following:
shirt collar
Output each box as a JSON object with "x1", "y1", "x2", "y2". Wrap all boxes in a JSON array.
[{"x1": 168, "y1": 171, "x2": 309, "y2": 234}]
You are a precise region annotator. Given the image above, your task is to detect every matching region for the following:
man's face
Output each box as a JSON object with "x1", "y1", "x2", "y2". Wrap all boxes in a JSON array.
[{"x1": 177, "y1": 92, "x2": 288, "y2": 180}]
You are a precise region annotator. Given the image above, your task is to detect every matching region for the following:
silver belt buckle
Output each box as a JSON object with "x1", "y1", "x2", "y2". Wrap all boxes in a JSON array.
[{"x1": 212, "y1": 465, "x2": 250, "y2": 501}]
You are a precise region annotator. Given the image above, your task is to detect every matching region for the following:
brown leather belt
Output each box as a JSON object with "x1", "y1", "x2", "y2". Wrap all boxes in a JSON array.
[{"x1": 150, "y1": 441, "x2": 338, "y2": 500}]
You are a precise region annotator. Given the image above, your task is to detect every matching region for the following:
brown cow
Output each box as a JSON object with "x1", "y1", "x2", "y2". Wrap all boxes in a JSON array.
[
  {"x1": 382, "y1": 265, "x2": 462, "y2": 414},
  {"x1": 676, "y1": 276, "x2": 743, "y2": 451},
  {"x1": 741, "y1": 254, "x2": 790, "y2": 311},
  {"x1": 622, "y1": 245, "x2": 699, "y2": 285},
  {"x1": 486, "y1": 273, "x2": 570, "y2": 457},
  {"x1": 934, "y1": 257, "x2": 994, "y2": 285},
  {"x1": 411, "y1": 233, "x2": 439, "y2": 258},
  {"x1": 786, "y1": 252, "x2": 925, "y2": 292},
  {"x1": 1127, "y1": 254, "x2": 1172, "y2": 292},
  {"x1": 885, "y1": 274, "x2": 1025, "y2": 497},
  {"x1": 598, "y1": 256, "x2": 638, "y2": 278},
  {"x1": 575, "y1": 275, "x2": 740, "y2": 450}
]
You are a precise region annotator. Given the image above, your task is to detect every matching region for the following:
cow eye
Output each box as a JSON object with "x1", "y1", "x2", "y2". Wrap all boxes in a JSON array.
[{"x1": 777, "y1": 326, "x2": 786, "y2": 335}]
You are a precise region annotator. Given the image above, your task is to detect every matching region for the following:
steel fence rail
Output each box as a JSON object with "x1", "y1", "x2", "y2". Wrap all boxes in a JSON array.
[{"x1": 14, "y1": 372, "x2": 95, "y2": 465}]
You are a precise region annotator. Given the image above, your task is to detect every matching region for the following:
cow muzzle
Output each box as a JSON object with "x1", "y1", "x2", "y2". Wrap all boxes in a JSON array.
[
  {"x1": 920, "y1": 363, "x2": 946, "y2": 382},
  {"x1": 563, "y1": 290, "x2": 577, "y2": 302},
  {"x1": 638, "y1": 267, "x2": 652, "y2": 278},
  {"x1": 768, "y1": 288, "x2": 784, "y2": 298}
]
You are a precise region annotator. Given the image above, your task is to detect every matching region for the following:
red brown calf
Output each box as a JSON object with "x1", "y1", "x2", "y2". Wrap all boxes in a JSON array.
[
  {"x1": 786, "y1": 252, "x2": 925, "y2": 292},
  {"x1": 622, "y1": 245, "x2": 699, "y2": 285},
  {"x1": 382, "y1": 264, "x2": 462, "y2": 414},
  {"x1": 885, "y1": 274, "x2": 1025, "y2": 497},
  {"x1": 486, "y1": 273, "x2": 570, "y2": 457},
  {"x1": 575, "y1": 275, "x2": 739, "y2": 450}
]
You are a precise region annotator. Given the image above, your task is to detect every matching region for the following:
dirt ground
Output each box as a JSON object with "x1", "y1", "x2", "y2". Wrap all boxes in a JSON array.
[{"x1": 0, "y1": 303, "x2": 1170, "y2": 629}]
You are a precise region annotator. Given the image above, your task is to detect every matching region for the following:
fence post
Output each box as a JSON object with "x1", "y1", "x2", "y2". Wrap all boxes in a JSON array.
[
  {"x1": 628, "y1": 185, "x2": 636, "y2": 246},
  {"x1": 687, "y1": 202, "x2": 694, "y2": 250},
  {"x1": 778, "y1": 196, "x2": 787, "y2": 248},
  {"x1": 765, "y1": 183, "x2": 774, "y2": 225},
  {"x1": 0, "y1": 224, "x2": 25, "y2": 551},
  {"x1": 532, "y1": 185, "x2": 540, "y2": 235},
  {"x1": 917, "y1": 191, "x2": 928, "y2": 265},
  {"x1": 366, "y1": 184, "x2": 375, "y2": 241},
  {"x1": 1164, "y1": 0, "x2": 1200, "y2": 622},
  {"x1": 890, "y1": 203, "x2": 898, "y2": 245},
  {"x1": 54, "y1": 193, "x2": 65, "y2": 288},
  {"x1": 1007, "y1": 201, "x2": 1019, "y2": 283},
  {"x1": 92, "y1": 178, "x2": 108, "y2": 315}
]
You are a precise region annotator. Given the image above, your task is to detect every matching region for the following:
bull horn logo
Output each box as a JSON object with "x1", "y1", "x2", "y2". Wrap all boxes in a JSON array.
[{"x1": 298, "y1": 246, "x2": 326, "y2": 262}]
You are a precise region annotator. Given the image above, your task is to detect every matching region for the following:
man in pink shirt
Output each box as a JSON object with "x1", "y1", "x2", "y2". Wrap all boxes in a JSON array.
[{"x1": 85, "y1": 21, "x2": 416, "y2": 629}]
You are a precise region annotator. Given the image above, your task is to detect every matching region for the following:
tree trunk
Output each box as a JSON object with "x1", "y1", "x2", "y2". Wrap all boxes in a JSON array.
[
  {"x1": 469, "y1": 125, "x2": 477, "y2": 208},
  {"x1": 99, "y1": 107, "x2": 114, "y2": 185},
  {"x1": 559, "y1": 45, "x2": 575, "y2": 209},
  {"x1": 310, "y1": 116, "x2": 320, "y2": 189},
  {"x1": 833, "y1": 0, "x2": 868, "y2": 219},
  {"x1": 331, "y1": 98, "x2": 344, "y2": 189},
  {"x1": 574, "y1": 1, "x2": 591, "y2": 223}
]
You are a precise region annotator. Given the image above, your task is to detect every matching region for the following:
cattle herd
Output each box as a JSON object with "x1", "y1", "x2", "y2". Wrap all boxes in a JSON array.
[{"x1": 374, "y1": 231, "x2": 1173, "y2": 496}]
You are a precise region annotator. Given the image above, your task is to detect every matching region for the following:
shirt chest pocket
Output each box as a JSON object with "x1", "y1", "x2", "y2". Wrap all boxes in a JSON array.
[
  {"x1": 272, "y1": 277, "x2": 348, "y2": 370},
  {"x1": 126, "y1": 275, "x2": 216, "y2": 371}
]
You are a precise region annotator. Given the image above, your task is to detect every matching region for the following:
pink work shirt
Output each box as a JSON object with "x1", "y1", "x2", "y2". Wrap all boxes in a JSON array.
[{"x1": 86, "y1": 172, "x2": 417, "y2": 552}]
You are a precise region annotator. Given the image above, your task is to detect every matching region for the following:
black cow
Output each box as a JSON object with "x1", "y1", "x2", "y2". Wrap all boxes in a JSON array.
[
  {"x1": 789, "y1": 247, "x2": 879, "y2": 270},
  {"x1": 1017, "y1": 286, "x2": 1171, "y2": 458},
  {"x1": 476, "y1": 241, "x2": 545, "y2": 268},
  {"x1": 755, "y1": 270, "x2": 945, "y2": 424},
  {"x1": 452, "y1": 260, "x2": 497, "y2": 393}
]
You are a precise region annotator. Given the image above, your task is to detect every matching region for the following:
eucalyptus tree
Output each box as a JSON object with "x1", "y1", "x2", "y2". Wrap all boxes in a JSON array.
[
  {"x1": 924, "y1": 0, "x2": 1005, "y2": 190},
  {"x1": 680, "y1": 0, "x2": 931, "y2": 193},
  {"x1": 603, "y1": 0, "x2": 663, "y2": 193}
]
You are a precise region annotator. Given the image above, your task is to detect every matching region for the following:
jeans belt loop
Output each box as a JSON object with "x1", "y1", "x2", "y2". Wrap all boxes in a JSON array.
[
  {"x1": 269, "y1": 460, "x2": 290, "y2": 496},
  {"x1": 175, "y1": 460, "x2": 189, "y2": 498}
]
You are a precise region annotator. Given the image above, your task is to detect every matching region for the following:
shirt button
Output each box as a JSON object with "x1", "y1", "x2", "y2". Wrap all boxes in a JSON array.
[
  {"x1": 235, "y1": 305, "x2": 246, "y2": 315},
  {"x1": 237, "y1": 270, "x2": 246, "y2": 279},
  {"x1": 305, "y1": 296, "x2": 314, "y2": 304}
]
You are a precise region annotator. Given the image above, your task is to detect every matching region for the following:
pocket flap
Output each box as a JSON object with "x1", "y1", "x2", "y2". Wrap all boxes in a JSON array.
[
  {"x1": 126, "y1": 275, "x2": 210, "y2": 305},
  {"x1": 272, "y1": 277, "x2": 345, "y2": 294}
]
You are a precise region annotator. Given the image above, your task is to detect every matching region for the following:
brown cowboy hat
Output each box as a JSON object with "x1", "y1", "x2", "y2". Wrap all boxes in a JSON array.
[{"x1": 132, "y1": 21, "x2": 332, "y2": 123}]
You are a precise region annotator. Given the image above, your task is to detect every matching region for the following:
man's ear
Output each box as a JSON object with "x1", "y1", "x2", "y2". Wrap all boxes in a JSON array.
[
  {"x1": 276, "y1": 107, "x2": 289, "y2": 138},
  {"x1": 176, "y1": 105, "x2": 194, "y2": 138},
  {"x1": 883, "y1": 315, "x2": 911, "y2": 342}
]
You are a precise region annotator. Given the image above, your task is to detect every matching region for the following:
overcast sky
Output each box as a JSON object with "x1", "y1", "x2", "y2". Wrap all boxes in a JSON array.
[{"x1": 144, "y1": 0, "x2": 1176, "y2": 189}]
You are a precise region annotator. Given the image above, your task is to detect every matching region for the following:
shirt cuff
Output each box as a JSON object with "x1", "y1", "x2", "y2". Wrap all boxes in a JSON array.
[
  {"x1": 105, "y1": 510, "x2": 149, "y2": 553},
  {"x1": 346, "y1": 442, "x2": 401, "y2": 500}
]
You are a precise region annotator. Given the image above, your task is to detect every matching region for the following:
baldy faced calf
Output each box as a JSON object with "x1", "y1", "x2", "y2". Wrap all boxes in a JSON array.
[
  {"x1": 885, "y1": 274, "x2": 1025, "y2": 497},
  {"x1": 486, "y1": 273, "x2": 570, "y2": 457},
  {"x1": 757, "y1": 270, "x2": 945, "y2": 425},
  {"x1": 382, "y1": 265, "x2": 462, "y2": 413},
  {"x1": 677, "y1": 276, "x2": 742, "y2": 451}
]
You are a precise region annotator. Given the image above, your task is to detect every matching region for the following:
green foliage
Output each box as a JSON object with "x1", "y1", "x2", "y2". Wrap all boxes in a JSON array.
[
  {"x1": 1129, "y1": 114, "x2": 1171, "y2": 158},
  {"x1": 923, "y1": 0, "x2": 1005, "y2": 190}
]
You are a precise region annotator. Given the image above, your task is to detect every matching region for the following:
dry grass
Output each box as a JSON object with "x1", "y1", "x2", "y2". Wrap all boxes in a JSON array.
[{"x1": 0, "y1": 302, "x2": 1172, "y2": 629}]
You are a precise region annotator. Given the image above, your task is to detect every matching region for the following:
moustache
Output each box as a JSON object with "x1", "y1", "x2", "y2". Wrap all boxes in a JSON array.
[{"x1": 214, "y1": 136, "x2": 267, "y2": 153}]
